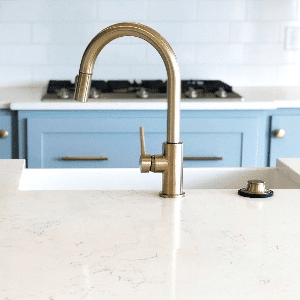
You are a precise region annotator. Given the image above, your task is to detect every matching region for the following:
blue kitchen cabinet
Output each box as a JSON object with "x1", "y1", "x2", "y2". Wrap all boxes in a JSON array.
[
  {"x1": 18, "y1": 110, "x2": 261, "y2": 168},
  {"x1": 26, "y1": 117, "x2": 164, "y2": 168},
  {"x1": 269, "y1": 113, "x2": 300, "y2": 166},
  {"x1": 0, "y1": 110, "x2": 13, "y2": 159}
]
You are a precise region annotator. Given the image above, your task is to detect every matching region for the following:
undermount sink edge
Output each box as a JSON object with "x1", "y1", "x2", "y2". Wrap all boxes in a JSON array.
[{"x1": 19, "y1": 162, "x2": 300, "y2": 191}]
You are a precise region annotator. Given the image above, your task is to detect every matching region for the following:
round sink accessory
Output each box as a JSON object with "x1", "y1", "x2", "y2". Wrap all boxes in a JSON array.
[{"x1": 238, "y1": 179, "x2": 274, "y2": 198}]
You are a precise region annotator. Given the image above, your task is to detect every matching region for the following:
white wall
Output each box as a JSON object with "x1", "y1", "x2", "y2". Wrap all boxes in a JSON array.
[{"x1": 0, "y1": 0, "x2": 300, "y2": 87}]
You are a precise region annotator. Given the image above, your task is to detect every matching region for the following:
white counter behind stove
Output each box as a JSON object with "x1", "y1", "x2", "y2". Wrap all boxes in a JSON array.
[{"x1": 2, "y1": 84, "x2": 300, "y2": 110}]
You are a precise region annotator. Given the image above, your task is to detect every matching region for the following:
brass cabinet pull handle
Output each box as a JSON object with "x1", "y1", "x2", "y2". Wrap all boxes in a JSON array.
[
  {"x1": 0, "y1": 129, "x2": 9, "y2": 139},
  {"x1": 183, "y1": 156, "x2": 223, "y2": 161},
  {"x1": 60, "y1": 156, "x2": 108, "y2": 161}
]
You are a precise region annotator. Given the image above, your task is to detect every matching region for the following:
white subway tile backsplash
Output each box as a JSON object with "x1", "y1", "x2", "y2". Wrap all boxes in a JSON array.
[
  {"x1": 48, "y1": 45, "x2": 86, "y2": 65},
  {"x1": 33, "y1": 22, "x2": 126, "y2": 46},
  {"x1": 226, "y1": 65, "x2": 278, "y2": 86},
  {"x1": 98, "y1": 1, "x2": 147, "y2": 21},
  {"x1": 0, "y1": 1, "x2": 43, "y2": 22},
  {"x1": 146, "y1": 44, "x2": 161, "y2": 64},
  {"x1": 196, "y1": 44, "x2": 244, "y2": 64},
  {"x1": 147, "y1": 0, "x2": 197, "y2": 21},
  {"x1": 230, "y1": 22, "x2": 281, "y2": 43},
  {"x1": 32, "y1": 66, "x2": 78, "y2": 81},
  {"x1": 0, "y1": 45, "x2": 47, "y2": 65},
  {"x1": 0, "y1": 24, "x2": 31, "y2": 44},
  {"x1": 247, "y1": 0, "x2": 298, "y2": 21},
  {"x1": 0, "y1": 66, "x2": 32, "y2": 86},
  {"x1": 33, "y1": 23, "x2": 96, "y2": 45},
  {"x1": 180, "y1": 22, "x2": 230, "y2": 43},
  {"x1": 0, "y1": 0, "x2": 299, "y2": 86},
  {"x1": 180, "y1": 65, "x2": 230, "y2": 81},
  {"x1": 95, "y1": 44, "x2": 147, "y2": 65},
  {"x1": 93, "y1": 66, "x2": 131, "y2": 80},
  {"x1": 0, "y1": 0, "x2": 98, "y2": 22},
  {"x1": 197, "y1": 1, "x2": 246, "y2": 21},
  {"x1": 292, "y1": 50, "x2": 300, "y2": 63},
  {"x1": 277, "y1": 65, "x2": 300, "y2": 85},
  {"x1": 172, "y1": 45, "x2": 197, "y2": 65},
  {"x1": 245, "y1": 45, "x2": 294, "y2": 64},
  {"x1": 130, "y1": 65, "x2": 167, "y2": 80}
]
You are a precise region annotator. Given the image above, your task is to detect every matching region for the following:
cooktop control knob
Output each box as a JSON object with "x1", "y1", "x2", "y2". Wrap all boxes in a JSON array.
[
  {"x1": 215, "y1": 87, "x2": 227, "y2": 98},
  {"x1": 185, "y1": 87, "x2": 198, "y2": 99},
  {"x1": 89, "y1": 87, "x2": 100, "y2": 99},
  {"x1": 57, "y1": 88, "x2": 71, "y2": 99},
  {"x1": 136, "y1": 87, "x2": 149, "y2": 99}
]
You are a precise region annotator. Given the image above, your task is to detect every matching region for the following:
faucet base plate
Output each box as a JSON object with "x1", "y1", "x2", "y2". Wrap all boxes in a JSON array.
[{"x1": 159, "y1": 192, "x2": 185, "y2": 198}]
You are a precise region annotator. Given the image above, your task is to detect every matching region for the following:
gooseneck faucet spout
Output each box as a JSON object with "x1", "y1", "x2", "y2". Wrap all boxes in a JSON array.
[{"x1": 75, "y1": 22, "x2": 184, "y2": 198}]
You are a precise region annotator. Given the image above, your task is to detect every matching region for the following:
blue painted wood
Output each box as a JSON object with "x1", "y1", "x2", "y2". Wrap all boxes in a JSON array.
[
  {"x1": 0, "y1": 110, "x2": 12, "y2": 159},
  {"x1": 16, "y1": 108, "x2": 300, "y2": 168},
  {"x1": 270, "y1": 115, "x2": 300, "y2": 166},
  {"x1": 26, "y1": 114, "x2": 259, "y2": 168},
  {"x1": 27, "y1": 117, "x2": 166, "y2": 168}
]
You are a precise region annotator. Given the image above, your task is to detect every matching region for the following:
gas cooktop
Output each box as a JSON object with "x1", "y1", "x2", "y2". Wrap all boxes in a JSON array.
[{"x1": 42, "y1": 80, "x2": 244, "y2": 101}]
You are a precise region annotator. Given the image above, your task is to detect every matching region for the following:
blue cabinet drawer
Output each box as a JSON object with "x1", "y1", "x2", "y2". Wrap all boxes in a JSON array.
[
  {"x1": 182, "y1": 132, "x2": 242, "y2": 167},
  {"x1": 183, "y1": 117, "x2": 258, "y2": 167},
  {"x1": 27, "y1": 117, "x2": 166, "y2": 168},
  {"x1": 144, "y1": 132, "x2": 243, "y2": 168},
  {"x1": 0, "y1": 114, "x2": 12, "y2": 159},
  {"x1": 27, "y1": 116, "x2": 258, "y2": 168}
]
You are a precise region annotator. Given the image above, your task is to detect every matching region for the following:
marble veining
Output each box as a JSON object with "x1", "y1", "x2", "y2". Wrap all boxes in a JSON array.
[{"x1": 1, "y1": 160, "x2": 300, "y2": 299}]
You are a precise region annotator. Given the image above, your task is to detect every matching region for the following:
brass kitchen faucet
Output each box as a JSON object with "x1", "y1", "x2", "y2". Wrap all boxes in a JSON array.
[{"x1": 75, "y1": 22, "x2": 184, "y2": 198}]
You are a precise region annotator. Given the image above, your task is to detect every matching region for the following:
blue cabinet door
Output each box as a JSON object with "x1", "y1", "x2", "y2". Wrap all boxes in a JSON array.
[
  {"x1": 270, "y1": 115, "x2": 300, "y2": 166},
  {"x1": 0, "y1": 114, "x2": 12, "y2": 159},
  {"x1": 27, "y1": 115, "x2": 259, "y2": 168}
]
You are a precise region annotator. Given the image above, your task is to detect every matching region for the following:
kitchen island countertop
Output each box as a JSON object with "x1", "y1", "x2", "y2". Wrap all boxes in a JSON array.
[
  {"x1": 1, "y1": 159, "x2": 300, "y2": 299},
  {"x1": 2, "y1": 84, "x2": 300, "y2": 110}
]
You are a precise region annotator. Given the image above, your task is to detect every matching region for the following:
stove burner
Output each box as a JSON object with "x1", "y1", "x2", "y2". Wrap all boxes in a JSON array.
[
  {"x1": 46, "y1": 80, "x2": 74, "y2": 94},
  {"x1": 140, "y1": 80, "x2": 166, "y2": 93},
  {"x1": 107, "y1": 80, "x2": 135, "y2": 93},
  {"x1": 43, "y1": 79, "x2": 243, "y2": 101},
  {"x1": 91, "y1": 80, "x2": 108, "y2": 92}
]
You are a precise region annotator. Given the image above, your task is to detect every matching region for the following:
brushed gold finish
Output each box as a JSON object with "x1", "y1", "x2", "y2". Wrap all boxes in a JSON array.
[
  {"x1": 75, "y1": 22, "x2": 180, "y2": 144},
  {"x1": 75, "y1": 23, "x2": 183, "y2": 198},
  {"x1": 0, "y1": 129, "x2": 9, "y2": 139},
  {"x1": 60, "y1": 156, "x2": 108, "y2": 161},
  {"x1": 273, "y1": 129, "x2": 286, "y2": 139},
  {"x1": 245, "y1": 180, "x2": 267, "y2": 194},
  {"x1": 238, "y1": 179, "x2": 274, "y2": 198},
  {"x1": 184, "y1": 156, "x2": 223, "y2": 161},
  {"x1": 139, "y1": 127, "x2": 151, "y2": 173}
]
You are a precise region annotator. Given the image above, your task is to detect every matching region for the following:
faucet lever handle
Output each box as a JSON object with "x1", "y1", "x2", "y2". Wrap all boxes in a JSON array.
[
  {"x1": 140, "y1": 126, "x2": 146, "y2": 155},
  {"x1": 139, "y1": 126, "x2": 151, "y2": 173}
]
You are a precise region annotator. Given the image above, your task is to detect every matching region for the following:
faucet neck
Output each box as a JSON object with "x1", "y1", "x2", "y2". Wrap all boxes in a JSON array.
[{"x1": 75, "y1": 22, "x2": 181, "y2": 144}]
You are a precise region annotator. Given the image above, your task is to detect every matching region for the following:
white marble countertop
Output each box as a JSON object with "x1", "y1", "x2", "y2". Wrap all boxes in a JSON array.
[
  {"x1": 2, "y1": 158, "x2": 300, "y2": 299},
  {"x1": 2, "y1": 84, "x2": 300, "y2": 110}
]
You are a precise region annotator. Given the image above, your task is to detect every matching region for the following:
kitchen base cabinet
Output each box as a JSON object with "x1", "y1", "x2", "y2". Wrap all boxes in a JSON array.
[
  {"x1": 26, "y1": 117, "x2": 165, "y2": 168},
  {"x1": 13, "y1": 107, "x2": 300, "y2": 168},
  {"x1": 269, "y1": 111, "x2": 300, "y2": 166},
  {"x1": 17, "y1": 110, "x2": 262, "y2": 168},
  {"x1": 0, "y1": 110, "x2": 14, "y2": 159},
  {"x1": 181, "y1": 117, "x2": 259, "y2": 167}
]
